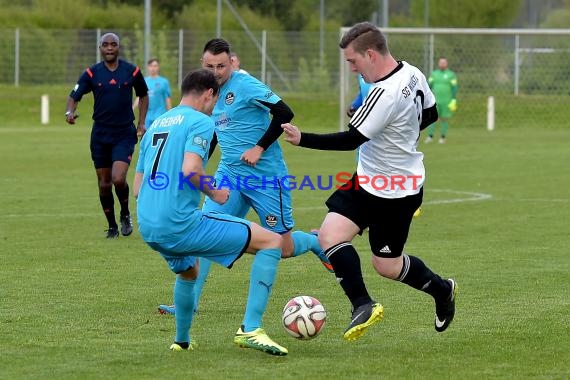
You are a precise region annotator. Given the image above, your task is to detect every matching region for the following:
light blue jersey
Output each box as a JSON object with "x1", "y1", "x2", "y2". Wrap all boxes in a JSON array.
[
  {"x1": 212, "y1": 71, "x2": 288, "y2": 179},
  {"x1": 136, "y1": 105, "x2": 213, "y2": 243},
  {"x1": 145, "y1": 75, "x2": 172, "y2": 128}
]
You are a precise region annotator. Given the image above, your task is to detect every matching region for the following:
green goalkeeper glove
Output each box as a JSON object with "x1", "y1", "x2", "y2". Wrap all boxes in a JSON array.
[{"x1": 448, "y1": 99, "x2": 457, "y2": 112}]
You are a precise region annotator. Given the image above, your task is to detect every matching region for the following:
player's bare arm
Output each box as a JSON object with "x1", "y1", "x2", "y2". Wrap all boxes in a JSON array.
[
  {"x1": 182, "y1": 152, "x2": 229, "y2": 204},
  {"x1": 136, "y1": 95, "x2": 149, "y2": 138},
  {"x1": 133, "y1": 172, "x2": 143, "y2": 199}
]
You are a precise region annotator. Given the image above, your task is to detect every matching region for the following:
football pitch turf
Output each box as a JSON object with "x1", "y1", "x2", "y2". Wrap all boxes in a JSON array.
[{"x1": 1, "y1": 117, "x2": 568, "y2": 379}]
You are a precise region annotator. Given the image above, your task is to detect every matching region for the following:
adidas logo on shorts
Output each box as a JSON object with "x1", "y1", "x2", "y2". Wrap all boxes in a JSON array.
[{"x1": 379, "y1": 245, "x2": 391, "y2": 254}]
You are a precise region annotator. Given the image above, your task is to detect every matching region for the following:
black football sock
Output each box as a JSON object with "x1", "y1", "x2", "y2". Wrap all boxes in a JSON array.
[
  {"x1": 397, "y1": 254, "x2": 451, "y2": 302},
  {"x1": 99, "y1": 193, "x2": 117, "y2": 228},
  {"x1": 326, "y1": 242, "x2": 372, "y2": 309},
  {"x1": 114, "y1": 183, "x2": 130, "y2": 217}
]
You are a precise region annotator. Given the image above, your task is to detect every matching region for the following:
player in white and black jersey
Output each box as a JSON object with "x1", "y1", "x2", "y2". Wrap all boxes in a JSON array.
[{"x1": 282, "y1": 22, "x2": 457, "y2": 341}]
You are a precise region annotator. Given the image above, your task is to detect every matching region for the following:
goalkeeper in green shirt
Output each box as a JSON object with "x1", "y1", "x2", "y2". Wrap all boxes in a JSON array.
[{"x1": 425, "y1": 57, "x2": 458, "y2": 144}]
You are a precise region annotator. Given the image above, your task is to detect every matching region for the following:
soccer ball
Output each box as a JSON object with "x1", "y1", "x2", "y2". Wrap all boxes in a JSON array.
[{"x1": 282, "y1": 296, "x2": 326, "y2": 339}]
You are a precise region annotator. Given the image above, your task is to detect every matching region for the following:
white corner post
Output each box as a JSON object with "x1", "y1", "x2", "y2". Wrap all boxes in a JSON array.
[
  {"x1": 41, "y1": 94, "x2": 49, "y2": 125},
  {"x1": 487, "y1": 96, "x2": 495, "y2": 131}
]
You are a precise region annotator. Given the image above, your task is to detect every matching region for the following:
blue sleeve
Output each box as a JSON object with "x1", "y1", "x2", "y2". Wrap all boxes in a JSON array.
[
  {"x1": 185, "y1": 117, "x2": 214, "y2": 160},
  {"x1": 351, "y1": 93, "x2": 363, "y2": 109},
  {"x1": 243, "y1": 75, "x2": 281, "y2": 109}
]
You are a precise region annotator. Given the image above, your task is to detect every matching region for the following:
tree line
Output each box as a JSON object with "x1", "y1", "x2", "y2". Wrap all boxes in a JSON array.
[{"x1": 2, "y1": 0, "x2": 567, "y2": 31}]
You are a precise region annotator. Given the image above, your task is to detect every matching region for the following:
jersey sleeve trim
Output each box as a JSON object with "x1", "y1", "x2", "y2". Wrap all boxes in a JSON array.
[{"x1": 349, "y1": 87, "x2": 385, "y2": 129}]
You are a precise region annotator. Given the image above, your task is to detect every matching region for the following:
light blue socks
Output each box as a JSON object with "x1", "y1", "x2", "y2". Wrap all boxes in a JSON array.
[
  {"x1": 173, "y1": 276, "x2": 196, "y2": 344},
  {"x1": 193, "y1": 257, "x2": 213, "y2": 312},
  {"x1": 242, "y1": 247, "x2": 281, "y2": 332}
]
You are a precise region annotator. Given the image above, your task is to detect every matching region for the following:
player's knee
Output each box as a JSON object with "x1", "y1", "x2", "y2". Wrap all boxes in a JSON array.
[
  {"x1": 255, "y1": 229, "x2": 282, "y2": 251},
  {"x1": 372, "y1": 255, "x2": 402, "y2": 280},
  {"x1": 280, "y1": 234, "x2": 295, "y2": 258},
  {"x1": 111, "y1": 174, "x2": 127, "y2": 188},
  {"x1": 317, "y1": 228, "x2": 337, "y2": 251},
  {"x1": 249, "y1": 223, "x2": 283, "y2": 252},
  {"x1": 267, "y1": 231, "x2": 283, "y2": 250},
  {"x1": 98, "y1": 180, "x2": 113, "y2": 193}
]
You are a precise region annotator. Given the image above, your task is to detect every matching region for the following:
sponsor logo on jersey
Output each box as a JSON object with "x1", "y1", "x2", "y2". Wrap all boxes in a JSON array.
[
  {"x1": 215, "y1": 113, "x2": 231, "y2": 130},
  {"x1": 264, "y1": 91, "x2": 274, "y2": 99},
  {"x1": 265, "y1": 215, "x2": 278, "y2": 228},
  {"x1": 225, "y1": 92, "x2": 235, "y2": 105}
]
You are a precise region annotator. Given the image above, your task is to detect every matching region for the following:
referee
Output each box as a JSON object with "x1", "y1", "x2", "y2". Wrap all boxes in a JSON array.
[{"x1": 65, "y1": 32, "x2": 149, "y2": 238}]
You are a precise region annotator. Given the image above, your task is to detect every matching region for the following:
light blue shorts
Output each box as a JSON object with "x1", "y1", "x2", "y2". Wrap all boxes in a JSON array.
[
  {"x1": 202, "y1": 167, "x2": 294, "y2": 234},
  {"x1": 146, "y1": 212, "x2": 251, "y2": 274}
]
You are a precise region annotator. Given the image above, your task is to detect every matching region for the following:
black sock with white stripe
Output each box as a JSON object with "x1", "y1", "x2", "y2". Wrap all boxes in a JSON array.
[
  {"x1": 397, "y1": 254, "x2": 450, "y2": 302},
  {"x1": 326, "y1": 242, "x2": 373, "y2": 309}
]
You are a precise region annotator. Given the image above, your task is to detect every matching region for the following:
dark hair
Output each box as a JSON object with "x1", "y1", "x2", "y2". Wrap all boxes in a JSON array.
[
  {"x1": 339, "y1": 22, "x2": 389, "y2": 55},
  {"x1": 181, "y1": 69, "x2": 220, "y2": 97},
  {"x1": 147, "y1": 58, "x2": 159, "y2": 65},
  {"x1": 203, "y1": 38, "x2": 231, "y2": 56}
]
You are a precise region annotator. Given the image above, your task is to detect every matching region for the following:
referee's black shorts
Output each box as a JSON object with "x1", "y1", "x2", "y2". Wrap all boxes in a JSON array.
[
  {"x1": 90, "y1": 125, "x2": 137, "y2": 169},
  {"x1": 325, "y1": 173, "x2": 422, "y2": 258}
]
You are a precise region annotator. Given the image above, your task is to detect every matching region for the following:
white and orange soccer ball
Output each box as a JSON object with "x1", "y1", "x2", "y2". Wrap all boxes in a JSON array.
[{"x1": 282, "y1": 296, "x2": 327, "y2": 339}]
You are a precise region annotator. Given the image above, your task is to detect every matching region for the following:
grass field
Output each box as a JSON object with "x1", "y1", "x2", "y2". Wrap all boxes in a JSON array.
[{"x1": 0, "y1": 87, "x2": 569, "y2": 379}]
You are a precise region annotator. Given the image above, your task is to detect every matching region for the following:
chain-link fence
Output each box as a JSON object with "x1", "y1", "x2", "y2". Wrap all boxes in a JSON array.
[
  {"x1": 341, "y1": 27, "x2": 570, "y2": 130},
  {"x1": 0, "y1": 28, "x2": 340, "y2": 92},
  {"x1": 1, "y1": 27, "x2": 569, "y2": 128}
]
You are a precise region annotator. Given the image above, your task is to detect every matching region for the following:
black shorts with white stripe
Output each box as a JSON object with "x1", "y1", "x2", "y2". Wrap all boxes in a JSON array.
[{"x1": 325, "y1": 173, "x2": 422, "y2": 258}]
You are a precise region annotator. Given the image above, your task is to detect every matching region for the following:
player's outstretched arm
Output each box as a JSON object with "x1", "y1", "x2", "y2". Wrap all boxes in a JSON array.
[
  {"x1": 282, "y1": 123, "x2": 368, "y2": 151},
  {"x1": 281, "y1": 123, "x2": 301, "y2": 145},
  {"x1": 182, "y1": 152, "x2": 229, "y2": 205}
]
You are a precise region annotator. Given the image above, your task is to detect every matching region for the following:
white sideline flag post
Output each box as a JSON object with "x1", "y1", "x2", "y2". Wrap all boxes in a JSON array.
[
  {"x1": 41, "y1": 94, "x2": 49, "y2": 125},
  {"x1": 487, "y1": 96, "x2": 495, "y2": 131}
]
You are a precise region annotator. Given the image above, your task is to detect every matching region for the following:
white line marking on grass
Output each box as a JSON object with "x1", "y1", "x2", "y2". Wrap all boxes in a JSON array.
[
  {"x1": 8, "y1": 194, "x2": 567, "y2": 218},
  {"x1": 423, "y1": 189, "x2": 493, "y2": 205},
  {"x1": 295, "y1": 188, "x2": 493, "y2": 211}
]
